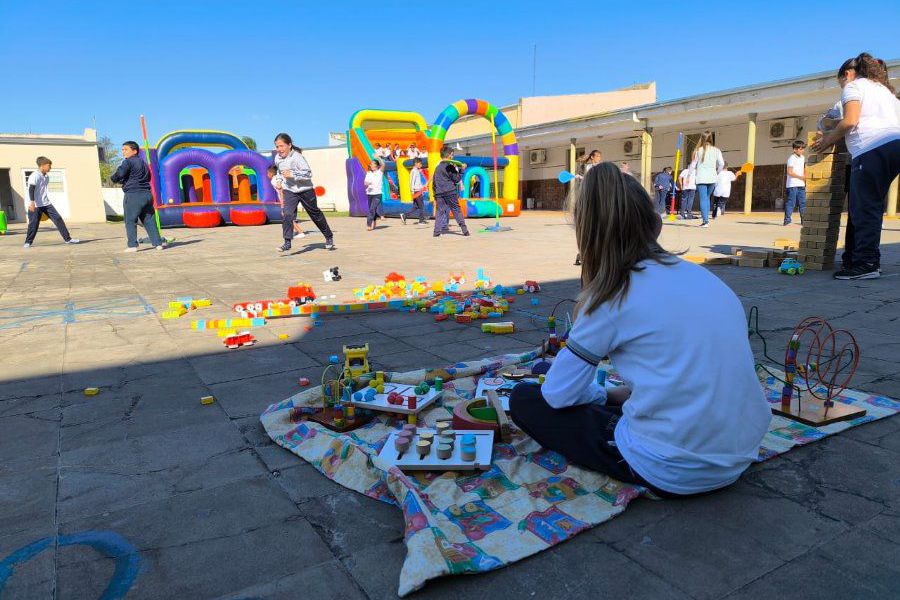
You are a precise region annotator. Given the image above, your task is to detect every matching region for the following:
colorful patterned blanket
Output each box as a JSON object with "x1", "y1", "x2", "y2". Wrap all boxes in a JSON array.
[{"x1": 260, "y1": 350, "x2": 900, "y2": 596}]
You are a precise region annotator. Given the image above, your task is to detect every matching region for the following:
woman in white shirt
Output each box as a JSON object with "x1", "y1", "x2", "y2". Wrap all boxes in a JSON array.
[
  {"x1": 813, "y1": 53, "x2": 900, "y2": 280},
  {"x1": 509, "y1": 163, "x2": 770, "y2": 496},
  {"x1": 689, "y1": 131, "x2": 724, "y2": 228}
]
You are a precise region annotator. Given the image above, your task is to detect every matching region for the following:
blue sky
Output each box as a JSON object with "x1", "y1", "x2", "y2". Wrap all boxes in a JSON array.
[{"x1": 1, "y1": 1, "x2": 898, "y2": 149}]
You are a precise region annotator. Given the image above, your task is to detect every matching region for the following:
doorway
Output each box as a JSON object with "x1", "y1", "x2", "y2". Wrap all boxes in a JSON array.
[{"x1": 0, "y1": 169, "x2": 17, "y2": 222}]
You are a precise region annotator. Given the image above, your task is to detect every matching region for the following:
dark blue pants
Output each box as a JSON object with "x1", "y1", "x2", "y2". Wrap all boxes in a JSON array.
[
  {"x1": 680, "y1": 189, "x2": 695, "y2": 216},
  {"x1": 509, "y1": 383, "x2": 679, "y2": 498},
  {"x1": 842, "y1": 139, "x2": 900, "y2": 269},
  {"x1": 283, "y1": 188, "x2": 332, "y2": 243},
  {"x1": 784, "y1": 187, "x2": 806, "y2": 225},
  {"x1": 366, "y1": 194, "x2": 382, "y2": 227},
  {"x1": 25, "y1": 204, "x2": 71, "y2": 244},
  {"x1": 124, "y1": 191, "x2": 161, "y2": 248},
  {"x1": 404, "y1": 195, "x2": 426, "y2": 221},
  {"x1": 433, "y1": 192, "x2": 468, "y2": 235},
  {"x1": 655, "y1": 189, "x2": 668, "y2": 214},
  {"x1": 712, "y1": 196, "x2": 728, "y2": 218}
]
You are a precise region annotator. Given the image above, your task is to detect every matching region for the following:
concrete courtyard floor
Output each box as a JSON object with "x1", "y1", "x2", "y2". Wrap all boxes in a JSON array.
[{"x1": 1, "y1": 211, "x2": 899, "y2": 599}]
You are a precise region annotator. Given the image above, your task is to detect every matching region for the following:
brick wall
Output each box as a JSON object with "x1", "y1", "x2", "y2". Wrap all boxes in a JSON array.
[{"x1": 521, "y1": 179, "x2": 568, "y2": 210}]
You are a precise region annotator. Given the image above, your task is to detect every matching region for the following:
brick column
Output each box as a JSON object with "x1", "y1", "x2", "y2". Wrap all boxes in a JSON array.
[{"x1": 798, "y1": 134, "x2": 850, "y2": 270}]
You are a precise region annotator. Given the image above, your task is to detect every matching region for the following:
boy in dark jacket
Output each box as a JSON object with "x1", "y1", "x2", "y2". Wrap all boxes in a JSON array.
[
  {"x1": 110, "y1": 141, "x2": 164, "y2": 252},
  {"x1": 432, "y1": 147, "x2": 469, "y2": 237}
]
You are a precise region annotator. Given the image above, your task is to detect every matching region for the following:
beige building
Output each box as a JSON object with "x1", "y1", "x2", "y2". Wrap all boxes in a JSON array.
[
  {"x1": 453, "y1": 62, "x2": 900, "y2": 213},
  {"x1": 0, "y1": 129, "x2": 105, "y2": 224},
  {"x1": 445, "y1": 83, "x2": 657, "y2": 139}
]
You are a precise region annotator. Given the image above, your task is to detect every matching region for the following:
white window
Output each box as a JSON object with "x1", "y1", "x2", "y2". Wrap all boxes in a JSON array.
[{"x1": 22, "y1": 168, "x2": 70, "y2": 218}]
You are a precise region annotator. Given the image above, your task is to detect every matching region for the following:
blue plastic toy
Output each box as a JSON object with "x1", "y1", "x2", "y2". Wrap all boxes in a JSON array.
[{"x1": 778, "y1": 258, "x2": 805, "y2": 275}]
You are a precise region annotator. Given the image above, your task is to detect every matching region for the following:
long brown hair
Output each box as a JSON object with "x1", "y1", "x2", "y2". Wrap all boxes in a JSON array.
[
  {"x1": 694, "y1": 130, "x2": 714, "y2": 163},
  {"x1": 855, "y1": 52, "x2": 895, "y2": 93},
  {"x1": 569, "y1": 162, "x2": 674, "y2": 314}
]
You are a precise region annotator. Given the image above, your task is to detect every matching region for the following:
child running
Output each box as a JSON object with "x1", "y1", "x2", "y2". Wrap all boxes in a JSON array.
[
  {"x1": 23, "y1": 156, "x2": 80, "y2": 248},
  {"x1": 711, "y1": 163, "x2": 743, "y2": 218},
  {"x1": 267, "y1": 165, "x2": 304, "y2": 239},
  {"x1": 509, "y1": 162, "x2": 770, "y2": 497},
  {"x1": 364, "y1": 159, "x2": 385, "y2": 231},
  {"x1": 273, "y1": 133, "x2": 334, "y2": 252},
  {"x1": 403, "y1": 157, "x2": 428, "y2": 224}
]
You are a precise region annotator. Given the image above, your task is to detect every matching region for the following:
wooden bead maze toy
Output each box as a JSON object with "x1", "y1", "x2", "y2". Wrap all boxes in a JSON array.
[
  {"x1": 295, "y1": 354, "x2": 374, "y2": 433},
  {"x1": 772, "y1": 316, "x2": 865, "y2": 427}
]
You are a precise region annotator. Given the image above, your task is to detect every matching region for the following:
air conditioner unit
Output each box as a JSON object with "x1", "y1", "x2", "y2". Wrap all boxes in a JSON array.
[
  {"x1": 623, "y1": 138, "x2": 642, "y2": 156},
  {"x1": 769, "y1": 119, "x2": 798, "y2": 141},
  {"x1": 529, "y1": 149, "x2": 547, "y2": 165}
]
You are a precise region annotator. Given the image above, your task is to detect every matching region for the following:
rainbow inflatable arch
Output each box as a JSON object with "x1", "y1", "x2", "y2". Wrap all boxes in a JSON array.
[{"x1": 345, "y1": 98, "x2": 520, "y2": 219}]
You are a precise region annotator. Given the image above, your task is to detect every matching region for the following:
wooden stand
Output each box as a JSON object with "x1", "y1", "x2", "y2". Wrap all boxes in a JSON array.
[
  {"x1": 771, "y1": 392, "x2": 866, "y2": 427},
  {"x1": 485, "y1": 390, "x2": 511, "y2": 442},
  {"x1": 347, "y1": 383, "x2": 442, "y2": 415},
  {"x1": 376, "y1": 429, "x2": 494, "y2": 471}
]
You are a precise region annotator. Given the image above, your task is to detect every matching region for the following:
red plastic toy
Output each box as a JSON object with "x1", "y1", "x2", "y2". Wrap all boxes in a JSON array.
[
  {"x1": 298, "y1": 377, "x2": 311, "y2": 387},
  {"x1": 524, "y1": 280, "x2": 541, "y2": 293},
  {"x1": 287, "y1": 284, "x2": 316, "y2": 303},
  {"x1": 224, "y1": 333, "x2": 256, "y2": 349}
]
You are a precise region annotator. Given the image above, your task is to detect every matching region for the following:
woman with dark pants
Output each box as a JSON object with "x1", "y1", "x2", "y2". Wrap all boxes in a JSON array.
[
  {"x1": 273, "y1": 133, "x2": 334, "y2": 252},
  {"x1": 814, "y1": 53, "x2": 900, "y2": 280},
  {"x1": 509, "y1": 163, "x2": 770, "y2": 498}
]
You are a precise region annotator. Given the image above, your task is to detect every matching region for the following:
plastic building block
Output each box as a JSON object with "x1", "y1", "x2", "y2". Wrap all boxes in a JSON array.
[
  {"x1": 523, "y1": 281, "x2": 541, "y2": 293},
  {"x1": 530, "y1": 297, "x2": 540, "y2": 306},
  {"x1": 434, "y1": 377, "x2": 443, "y2": 391},
  {"x1": 298, "y1": 377, "x2": 311, "y2": 387},
  {"x1": 200, "y1": 395, "x2": 215, "y2": 405},
  {"x1": 329, "y1": 355, "x2": 340, "y2": 364},
  {"x1": 482, "y1": 322, "x2": 515, "y2": 334},
  {"x1": 83, "y1": 387, "x2": 100, "y2": 396},
  {"x1": 278, "y1": 334, "x2": 289, "y2": 340}
]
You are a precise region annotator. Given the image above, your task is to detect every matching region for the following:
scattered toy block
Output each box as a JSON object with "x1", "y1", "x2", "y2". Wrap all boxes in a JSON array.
[
  {"x1": 738, "y1": 258, "x2": 766, "y2": 268},
  {"x1": 200, "y1": 395, "x2": 215, "y2": 405},
  {"x1": 83, "y1": 387, "x2": 99, "y2": 396}
]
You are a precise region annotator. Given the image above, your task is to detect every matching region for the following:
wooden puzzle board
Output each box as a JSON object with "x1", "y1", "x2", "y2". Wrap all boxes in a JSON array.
[
  {"x1": 375, "y1": 429, "x2": 494, "y2": 471},
  {"x1": 348, "y1": 383, "x2": 442, "y2": 415}
]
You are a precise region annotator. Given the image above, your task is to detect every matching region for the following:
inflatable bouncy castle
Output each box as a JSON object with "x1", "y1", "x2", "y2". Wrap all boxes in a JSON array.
[
  {"x1": 345, "y1": 98, "x2": 521, "y2": 219},
  {"x1": 147, "y1": 130, "x2": 280, "y2": 228}
]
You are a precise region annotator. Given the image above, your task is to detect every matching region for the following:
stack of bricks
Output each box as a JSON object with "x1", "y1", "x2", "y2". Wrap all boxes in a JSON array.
[{"x1": 798, "y1": 134, "x2": 849, "y2": 270}]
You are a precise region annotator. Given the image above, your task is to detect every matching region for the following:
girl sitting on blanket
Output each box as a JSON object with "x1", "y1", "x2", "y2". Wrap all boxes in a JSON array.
[{"x1": 509, "y1": 162, "x2": 771, "y2": 497}]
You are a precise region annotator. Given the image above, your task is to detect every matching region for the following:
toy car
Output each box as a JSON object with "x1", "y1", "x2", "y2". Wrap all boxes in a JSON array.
[
  {"x1": 779, "y1": 258, "x2": 805, "y2": 275},
  {"x1": 523, "y1": 280, "x2": 541, "y2": 293},
  {"x1": 224, "y1": 332, "x2": 256, "y2": 349}
]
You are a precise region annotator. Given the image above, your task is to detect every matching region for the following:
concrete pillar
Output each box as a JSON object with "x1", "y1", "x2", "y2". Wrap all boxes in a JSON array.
[
  {"x1": 887, "y1": 175, "x2": 899, "y2": 217},
  {"x1": 743, "y1": 113, "x2": 757, "y2": 215},
  {"x1": 640, "y1": 128, "x2": 653, "y2": 193},
  {"x1": 568, "y1": 138, "x2": 577, "y2": 185}
]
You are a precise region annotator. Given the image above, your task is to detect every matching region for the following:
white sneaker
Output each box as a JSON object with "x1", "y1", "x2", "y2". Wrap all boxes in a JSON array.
[
  {"x1": 124, "y1": 247, "x2": 138, "y2": 253},
  {"x1": 155, "y1": 244, "x2": 166, "y2": 250},
  {"x1": 66, "y1": 238, "x2": 80, "y2": 244},
  {"x1": 700, "y1": 222, "x2": 710, "y2": 228},
  {"x1": 293, "y1": 231, "x2": 306, "y2": 239},
  {"x1": 23, "y1": 243, "x2": 31, "y2": 248}
]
